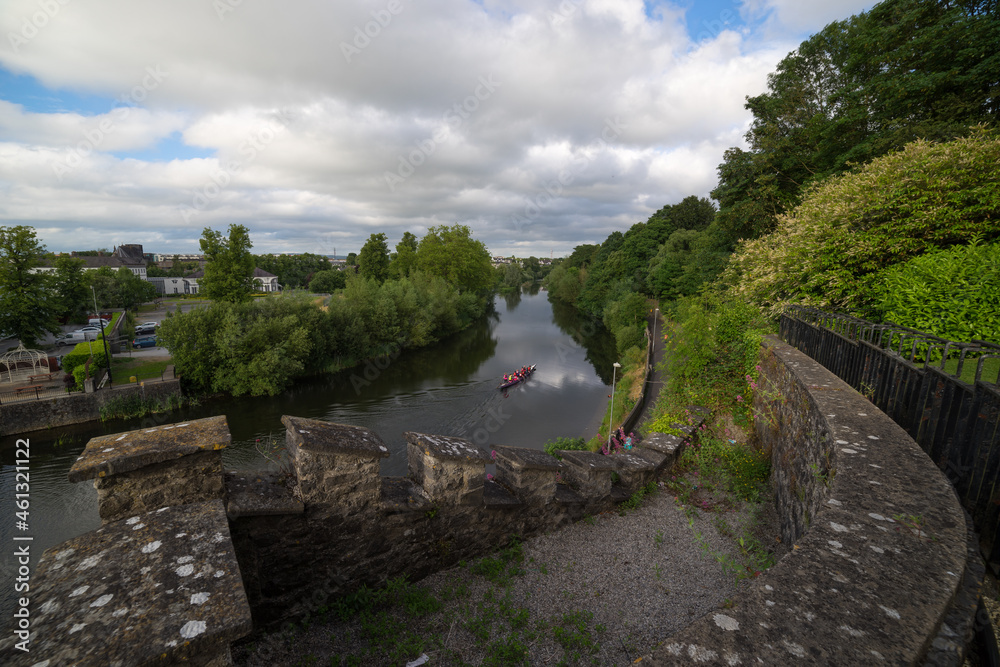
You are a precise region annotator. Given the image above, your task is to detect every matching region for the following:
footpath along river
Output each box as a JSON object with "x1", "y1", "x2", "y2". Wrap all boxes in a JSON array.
[{"x1": 0, "y1": 286, "x2": 621, "y2": 619}]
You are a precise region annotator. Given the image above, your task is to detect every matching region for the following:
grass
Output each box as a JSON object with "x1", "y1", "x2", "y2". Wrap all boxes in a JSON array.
[
  {"x1": 237, "y1": 537, "x2": 612, "y2": 666},
  {"x1": 98, "y1": 392, "x2": 185, "y2": 421},
  {"x1": 110, "y1": 358, "x2": 170, "y2": 384},
  {"x1": 941, "y1": 355, "x2": 1000, "y2": 385}
]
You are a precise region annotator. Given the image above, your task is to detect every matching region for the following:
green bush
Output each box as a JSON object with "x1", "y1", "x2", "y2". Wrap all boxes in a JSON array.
[
  {"x1": 543, "y1": 436, "x2": 589, "y2": 458},
  {"x1": 726, "y1": 129, "x2": 1000, "y2": 316},
  {"x1": 877, "y1": 238, "x2": 1000, "y2": 345}
]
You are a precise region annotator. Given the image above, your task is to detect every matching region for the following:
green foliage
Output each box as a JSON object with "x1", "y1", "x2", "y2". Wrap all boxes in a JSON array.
[
  {"x1": 98, "y1": 392, "x2": 183, "y2": 421},
  {"x1": 358, "y1": 233, "x2": 390, "y2": 283},
  {"x1": 877, "y1": 239, "x2": 1000, "y2": 344},
  {"x1": 542, "y1": 436, "x2": 588, "y2": 458},
  {"x1": 308, "y1": 269, "x2": 347, "y2": 293},
  {"x1": 388, "y1": 231, "x2": 418, "y2": 279},
  {"x1": 713, "y1": 0, "x2": 1000, "y2": 241},
  {"x1": 199, "y1": 224, "x2": 255, "y2": 303},
  {"x1": 159, "y1": 272, "x2": 489, "y2": 397},
  {"x1": 52, "y1": 256, "x2": 90, "y2": 322},
  {"x1": 416, "y1": 224, "x2": 495, "y2": 294},
  {"x1": 252, "y1": 253, "x2": 330, "y2": 289},
  {"x1": 726, "y1": 130, "x2": 1000, "y2": 317},
  {"x1": 114, "y1": 266, "x2": 158, "y2": 311},
  {"x1": 651, "y1": 291, "x2": 769, "y2": 423},
  {"x1": 0, "y1": 225, "x2": 60, "y2": 346}
]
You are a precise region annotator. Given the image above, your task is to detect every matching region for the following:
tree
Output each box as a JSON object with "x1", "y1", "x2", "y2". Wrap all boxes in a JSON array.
[
  {"x1": 713, "y1": 0, "x2": 1000, "y2": 241},
  {"x1": 309, "y1": 269, "x2": 347, "y2": 293},
  {"x1": 114, "y1": 267, "x2": 157, "y2": 311},
  {"x1": 346, "y1": 252, "x2": 357, "y2": 266},
  {"x1": 53, "y1": 256, "x2": 90, "y2": 322},
  {"x1": 416, "y1": 225, "x2": 494, "y2": 293},
  {"x1": 358, "y1": 233, "x2": 390, "y2": 283},
  {"x1": 389, "y1": 231, "x2": 419, "y2": 279},
  {"x1": 87, "y1": 267, "x2": 119, "y2": 310},
  {"x1": 725, "y1": 130, "x2": 1000, "y2": 316},
  {"x1": 0, "y1": 225, "x2": 60, "y2": 346},
  {"x1": 199, "y1": 224, "x2": 255, "y2": 303}
]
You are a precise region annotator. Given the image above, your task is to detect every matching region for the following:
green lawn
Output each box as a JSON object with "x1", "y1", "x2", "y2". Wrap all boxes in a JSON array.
[
  {"x1": 110, "y1": 358, "x2": 170, "y2": 384},
  {"x1": 941, "y1": 356, "x2": 1000, "y2": 385}
]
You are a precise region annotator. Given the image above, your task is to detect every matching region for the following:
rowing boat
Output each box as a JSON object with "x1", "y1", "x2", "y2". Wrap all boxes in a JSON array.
[{"x1": 498, "y1": 364, "x2": 536, "y2": 389}]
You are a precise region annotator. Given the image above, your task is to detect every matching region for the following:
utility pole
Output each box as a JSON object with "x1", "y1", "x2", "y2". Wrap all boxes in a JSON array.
[{"x1": 92, "y1": 286, "x2": 112, "y2": 387}]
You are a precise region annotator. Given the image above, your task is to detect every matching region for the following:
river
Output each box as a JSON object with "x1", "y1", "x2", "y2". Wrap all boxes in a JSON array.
[{"x1": 0, "y1": 286, "x2": 617, "y2": 619}]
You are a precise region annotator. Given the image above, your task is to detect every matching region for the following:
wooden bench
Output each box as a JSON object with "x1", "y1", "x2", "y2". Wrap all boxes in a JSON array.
[
  {"x1": 15, "y1": 384, "x2": 44, "y2": 396},
  {"x1": 29, "y1": 372, "x2": 57, "y2": 382}
]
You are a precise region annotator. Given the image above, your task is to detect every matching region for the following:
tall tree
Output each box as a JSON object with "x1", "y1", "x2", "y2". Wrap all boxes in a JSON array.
[
  {"x1": 0, "y1": 226, "x2": 60, "y2": 347},
  {"x1": 115, "y1": 267, "x2": 158, "y2": 311},
  {"x1": 52, "y1": 256, "x2": 90, "y2": 322},
  {"x1": 415, "y1": 224, "x2": 494, "y2": 293},
  {"x1": 199, "y1": 224, "x2": 255, "y2": 303},
  {"x1": 713, "y1": 0, "x2": 1000, "y2": 241},
  {"x1": 389, "y1": 231, "x2": 419, "y2": 279},
  {"x1": 358, "y1": 233, "x2": 390, "y2": 283}
]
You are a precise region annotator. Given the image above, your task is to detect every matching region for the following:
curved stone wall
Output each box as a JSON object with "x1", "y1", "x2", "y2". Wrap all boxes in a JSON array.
[{"x1": 642, "y1": 336, "x2": 981, "y2": 665}]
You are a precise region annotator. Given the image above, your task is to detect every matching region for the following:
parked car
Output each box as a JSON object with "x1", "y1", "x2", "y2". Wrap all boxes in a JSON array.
[
  {"x1": 88, "y1": 318, "x2": 110, "y2": 328},
  {"x1": 134, "y1": 322, "x2": 157, "y2": 335},
  {"x1": 68, "y1": 327, "x2": 103, "y2": 341},
  {"x1": 132, "y1": 336, "x2": 158, "y2": 349}
]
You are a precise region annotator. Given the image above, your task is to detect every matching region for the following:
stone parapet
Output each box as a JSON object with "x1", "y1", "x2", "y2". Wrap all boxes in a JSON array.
[
  {"x1": 405, "y1": 432, "x2": 492, "y2": 505},
  {"x1": 0, "y1": 500, "x2": 252, "y2": 666},
  {"x1": 69, "y1": 415, "x2": 229, "y2": 523},
  {"x1": 492, "y1": 445, "x2": 563, "y2": 505},
  {"x1": 642, "y1": 336, "x2": 979, "y2": 666},
  {"x1": 283, "y1": 416, "x2": 388, "y2": 511},
  {"x1": 558, "y1": 449, "x2": 617, "y2": 500}
]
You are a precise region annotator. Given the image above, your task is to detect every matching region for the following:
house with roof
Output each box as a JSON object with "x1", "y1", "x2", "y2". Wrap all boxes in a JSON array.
[
  {"x1": 149, "y1": 267, "x2": 280, "y2": 296},
  {"x1": 32, "y1": 244, "x2": 148, "y2": 277}
]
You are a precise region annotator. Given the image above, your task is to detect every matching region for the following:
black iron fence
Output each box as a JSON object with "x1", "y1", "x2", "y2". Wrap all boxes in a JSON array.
[{"x1": 780, "y1": 306, "x2": 1000, "y2": 571}]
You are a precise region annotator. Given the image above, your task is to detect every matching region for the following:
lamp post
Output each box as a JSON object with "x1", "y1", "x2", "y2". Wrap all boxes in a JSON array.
[
  {"x1": 92, "y1": 286, "x2": 112, "y2": 387},
  {"x1": 609, "y1": 361, "x2": 621, "y2": 448}
]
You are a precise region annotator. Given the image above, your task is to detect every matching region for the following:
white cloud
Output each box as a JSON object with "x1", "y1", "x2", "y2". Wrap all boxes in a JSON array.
[{"x1": 0, "y1": 0, "x2": 876, "y2": 255}]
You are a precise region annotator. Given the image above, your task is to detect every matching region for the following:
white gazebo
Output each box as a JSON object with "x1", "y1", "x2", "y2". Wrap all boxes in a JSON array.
[{"x1": 0, "y1": 345, "x2": 51, "y2": 384}]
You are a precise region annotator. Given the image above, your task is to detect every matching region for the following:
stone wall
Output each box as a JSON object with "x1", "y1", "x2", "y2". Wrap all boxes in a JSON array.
[
  {"x1": 641, "y1": 336, "x2": 981, "y2": 665},
  {"x1": 2, "y1": 412, "x2": 692, "y2": 665},
  {"x1": 0, "y1": 379, "x2": 181, "y2": 436}
]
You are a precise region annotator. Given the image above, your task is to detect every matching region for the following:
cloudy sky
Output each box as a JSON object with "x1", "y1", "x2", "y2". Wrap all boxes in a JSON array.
[{"x1": 0, "y1": 0, "x2": 874, "y2": 258}]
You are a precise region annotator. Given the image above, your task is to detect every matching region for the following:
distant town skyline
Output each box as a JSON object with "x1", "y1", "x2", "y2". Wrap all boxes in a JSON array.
[{"x1": 1, "y1": 0, "x2": 874, "y2": 256}]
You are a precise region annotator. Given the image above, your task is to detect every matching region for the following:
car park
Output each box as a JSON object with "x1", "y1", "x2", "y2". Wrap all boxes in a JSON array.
[{"x1": 132, "y1": 336, "x2": 158, "y2": 348}]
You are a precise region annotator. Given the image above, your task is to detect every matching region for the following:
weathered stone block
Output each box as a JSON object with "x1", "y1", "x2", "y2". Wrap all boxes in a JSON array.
[
  {"x1": 612, "y1": 451, "x2": 658, "y2": 493},
  {"x1": 558, "y1": 450, "x2": 616, "y2": 500},
  {"x1": 492, "y1": 445, "x2": 563, "y2": 505},
  {"x1": 225, "y1": 471, "x2": 304, "y2": 520},
  {"x1": 282, "y1": 416, "x2": 389, "y2": 511},
  {"x1": 640, "y1": 432, "x2": 687, "y2": 472},
  {"x1": 95, "y1": 450, "x2": 225, "y2": 523},
  {"x1": 405, "y1": 432, "x2": 491, "y2": 505},
  {"x1": 70, "y1": 415, "x2": 230, "y2": 523},
  {"x1": 5, "y1": 500, "x2": 252, "y2": 667}
]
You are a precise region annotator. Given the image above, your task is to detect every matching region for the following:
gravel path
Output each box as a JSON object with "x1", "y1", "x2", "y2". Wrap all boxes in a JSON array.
[{"x1": 234, "y1": 483, "x2": 783, "y2": 666}]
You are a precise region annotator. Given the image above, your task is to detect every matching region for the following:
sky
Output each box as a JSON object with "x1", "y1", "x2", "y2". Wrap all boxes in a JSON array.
[{"x1": 0, "y1": 0, "x2": 875, "y2": 258}]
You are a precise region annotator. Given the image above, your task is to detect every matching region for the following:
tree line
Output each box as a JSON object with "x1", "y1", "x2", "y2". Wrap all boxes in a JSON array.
[
  {"x1": 0, "y1": 226, "x2": 157, "y2": 347},
  {"x1": 546, "y1": 0, "x2": 999, "y2": 349},
  {"x1": 158, "y1": 223, "x2": 498, "y2": 396}
]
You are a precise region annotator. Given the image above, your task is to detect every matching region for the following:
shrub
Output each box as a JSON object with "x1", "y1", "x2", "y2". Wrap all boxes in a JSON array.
[
  {"x1": 877, "y1": 238, "x2": 1000, "y2": 344},
  {"x1": 725, "y1": 128, "x2": 1000, "y2": 316},
  {"x1": 543, "y1": 436, "x2": 588, "y2": 458}
]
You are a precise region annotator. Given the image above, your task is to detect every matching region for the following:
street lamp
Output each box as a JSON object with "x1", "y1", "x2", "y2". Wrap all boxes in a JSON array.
[
  {"x1": 92, "y1": 286, "x2": 112, "y2": 387},
  {"x1": 609, "y1": 361, "x2": 622, "y2": 448}
]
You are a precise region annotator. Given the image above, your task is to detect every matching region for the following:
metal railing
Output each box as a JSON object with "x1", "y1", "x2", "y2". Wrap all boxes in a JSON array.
[{"x1": 780, "y1": 306, "x2": 1000, "y2": 571}]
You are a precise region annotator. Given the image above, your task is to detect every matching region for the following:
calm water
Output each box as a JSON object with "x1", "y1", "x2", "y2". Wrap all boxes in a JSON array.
[{"x1": 0, "y1": 287, "x2": 616, "y2": 618}]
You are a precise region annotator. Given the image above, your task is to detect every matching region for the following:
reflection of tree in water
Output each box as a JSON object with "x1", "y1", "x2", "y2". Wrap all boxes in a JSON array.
[
  {"x1": 548, "y1": 295, "x2": 618, "y2": 384},
  {"x1": 503, "y1": 289, "x2": 522, "y2": 311},
  {"x1": 324, "y1": 315, "x2": 499, "y2": 397},
  {"x1": 524, "y1": 282, "x2": 541, "y2": 296}
]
